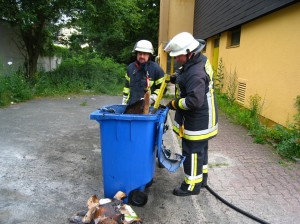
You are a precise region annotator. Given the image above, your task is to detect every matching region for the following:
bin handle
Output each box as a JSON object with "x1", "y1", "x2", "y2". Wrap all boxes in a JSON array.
[
  {"x1": 157, "y1": 122, "x2": 185, "y2": 173},
  {"x1": 98, "y1": 107, "x2": 116, "y2": 113}
]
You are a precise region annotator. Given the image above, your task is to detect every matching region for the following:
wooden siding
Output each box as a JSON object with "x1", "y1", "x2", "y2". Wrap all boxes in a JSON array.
[{"x1": 193, "y1": 0, "x2": 297, "y2": 39}]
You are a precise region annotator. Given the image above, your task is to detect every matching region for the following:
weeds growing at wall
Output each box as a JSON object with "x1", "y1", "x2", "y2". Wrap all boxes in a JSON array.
[
  {"x1": 214, "y1": 57, "x2": 224, "y2": 94},
  {"x1": 274, "y1": 96, "x2": 300, "y2": 159},
  {"x1": 216, "y1": 59, "x2": 300, "y2": 161},
  {"x1": 217, "y1": 92, "x2": 300, "y2": 160},
  {"x1": 225, "y1": 69, "x2": 238, "y2": 105},
  {"x1": 248, "y1": 94, "x2": 264, "y2": 119}
]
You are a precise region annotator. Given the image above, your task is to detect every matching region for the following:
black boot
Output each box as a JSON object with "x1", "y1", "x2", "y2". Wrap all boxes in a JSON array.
[
  {"x1": 173, "y1": 182, "x2": 201, "y2": 196},
  {"x1": 173, "y1": 186, "x2": 200, "y2": 196}
]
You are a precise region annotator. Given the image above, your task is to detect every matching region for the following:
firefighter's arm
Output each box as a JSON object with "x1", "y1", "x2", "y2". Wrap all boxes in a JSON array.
[
  {"x1": 167, "y1": 98, "x2": 189, "y2": 110},
  {"x1": 122, "y1": 73, "x2": 130, "y2": 105}
]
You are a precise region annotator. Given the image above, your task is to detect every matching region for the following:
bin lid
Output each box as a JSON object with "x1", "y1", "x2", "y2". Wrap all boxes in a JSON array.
[{"x1": 90, "y1": 104, "x2": 163, "y2": 121}]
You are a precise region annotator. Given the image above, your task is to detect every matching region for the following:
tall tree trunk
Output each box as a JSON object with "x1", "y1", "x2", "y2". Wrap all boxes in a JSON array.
[
  {"x1": 27, "y1": 54, "x2": 38, "y2": 81},
  {"x1": 21, "y1": 19, "x2": 45, "y2": 81}
]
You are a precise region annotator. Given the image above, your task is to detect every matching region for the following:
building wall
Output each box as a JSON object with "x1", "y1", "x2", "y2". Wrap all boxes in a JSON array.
[
  {"x1": 167, "y1": 0, "x2": 195, "y2": 39},
  {"x1": 205, "y1": 4, "x2": 300, "y2": 126},
  {"x1": 0, "y1": 20, "x2": 60, "y2": 75},
  {"x1": 158, "y1": 0, "x2": 195, "y2": 73},
  {"x1": 158, "y1": 1, "x2": 299, "y2": 127},
  {"x1": 0, "y1": 21, "x2": 25, "y2": 74}
]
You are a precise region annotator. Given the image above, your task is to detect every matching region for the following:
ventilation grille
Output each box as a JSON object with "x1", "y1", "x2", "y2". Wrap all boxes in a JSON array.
[{"x1": 237, "y1": 82, "x2": 247, "y2": 104}]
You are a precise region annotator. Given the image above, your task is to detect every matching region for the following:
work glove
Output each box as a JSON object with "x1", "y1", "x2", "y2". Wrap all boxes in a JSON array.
[
  {"x1": 167, "y1": 100, "x2": 178, "y2": 110},
  {"x1": 122, "y1": 95, "x2": 127, "y2": 105},
  {"x1": 150, "y1": 97, "x2": 155, "y2": 105},
  {"x1": 170, "y1": 74, "x2": 177, "y2": 84},
  {"x1": 150, "y1": 94, "x2": 157, "y2": 105}
]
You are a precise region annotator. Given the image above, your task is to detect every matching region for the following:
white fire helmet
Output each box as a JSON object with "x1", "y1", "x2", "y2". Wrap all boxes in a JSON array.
[
  {"x1": 164, "y1": 32, "x2": 205, "y2": 57},
  {"x1": 132, "y1": 40, "x2": 154, "y2": 54}
]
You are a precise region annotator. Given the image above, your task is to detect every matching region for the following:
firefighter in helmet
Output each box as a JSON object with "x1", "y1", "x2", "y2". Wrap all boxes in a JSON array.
[
  {"x1": 164, "y1": 32, "x2": 218, "y2": 196},
  {"x1": 122, "y1": 40, "x2": 164, "y2": 105}
]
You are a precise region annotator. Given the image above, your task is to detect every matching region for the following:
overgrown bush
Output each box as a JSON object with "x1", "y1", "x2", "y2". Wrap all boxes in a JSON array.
[
  {"x1": 1, "y1": 53, "x2": 126, "y2": 106},
  {"x1": 274, "y1": 96, "x2": 300, "y2": 159},
  {"x1": 294, "y1": 95, "x2": 300, "y2": 130},
  {"x1": 34, "y1": 54, "x2": 126, "y2": 96},
  {"x1": 0, "y1": 72, "x2": 32, "y2": 106}
]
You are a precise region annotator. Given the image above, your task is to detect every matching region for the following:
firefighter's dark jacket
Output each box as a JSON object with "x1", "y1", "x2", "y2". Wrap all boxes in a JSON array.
[
  {"x1": 123, "y1": 60, "x2": 164, "y2": 105},
  {"x1": 172, "y1": 53, "x2": 218, "y2": 141}
]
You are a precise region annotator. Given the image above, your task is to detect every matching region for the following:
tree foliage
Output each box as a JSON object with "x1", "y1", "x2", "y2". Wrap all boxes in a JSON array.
[
  {"x1": 136, "y1": 0, "x2": 160, "y2": 49},
  {"x1": 69, "y1": 0, "x2": 160, "y2": 63},
  {"x1": 0, "y1": 0, "x2": 84, "y2": 80},
  {"x1": 0, "y1": 0, "x2": 161, "y2": 79}
]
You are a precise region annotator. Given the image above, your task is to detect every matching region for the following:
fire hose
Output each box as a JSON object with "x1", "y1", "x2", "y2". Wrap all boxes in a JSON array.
[{"x1": 205, "y1": 185, "x2": 270, "y2": 224}]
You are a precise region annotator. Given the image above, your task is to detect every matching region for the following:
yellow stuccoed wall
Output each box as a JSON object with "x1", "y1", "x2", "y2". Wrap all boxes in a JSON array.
[
  {"x1": 158, "y1": 0, "x2": 195, "y2": 73},
  {"x1": 167, "y1": 0, "x2": 195, "y2": 39},
  {"x1": 159, "y1": 1, "x2": 299, "y2": 126},
  {"x1": 205, "y1": 4, "x2": 300, "y2": 126}
]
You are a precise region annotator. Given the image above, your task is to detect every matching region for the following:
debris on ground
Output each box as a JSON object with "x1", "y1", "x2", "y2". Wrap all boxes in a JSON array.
[{"x1": 69, "y1": 191, "x2": 142, "y2": 224}]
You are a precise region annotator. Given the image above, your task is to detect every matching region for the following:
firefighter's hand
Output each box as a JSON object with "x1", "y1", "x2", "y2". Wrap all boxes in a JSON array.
[
  {"x1": 167, "y1": 100, "x2": 177, "y2": 110},
  {"x1": 150, "y1": 96, "x2": 155, "y2": 105},
  {"x1": 170, "y1": 74, "x2": 177, "y2": 84}
]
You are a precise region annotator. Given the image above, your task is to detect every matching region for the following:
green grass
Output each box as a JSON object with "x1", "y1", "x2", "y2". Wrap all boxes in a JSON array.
[{"x1": 80, "y1": 100, "x2": 88, "y2": 106}]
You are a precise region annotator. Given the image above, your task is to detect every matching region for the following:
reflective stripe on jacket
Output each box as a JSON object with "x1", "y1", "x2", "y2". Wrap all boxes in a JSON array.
[{"x1": 173, "y1": 53, "x2": 218, "y2": 141}]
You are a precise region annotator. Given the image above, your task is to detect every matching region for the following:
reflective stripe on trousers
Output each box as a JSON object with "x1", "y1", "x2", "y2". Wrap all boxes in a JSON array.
[{"x1": 182, "y1": 140, "x2": 208, "y2": 191}]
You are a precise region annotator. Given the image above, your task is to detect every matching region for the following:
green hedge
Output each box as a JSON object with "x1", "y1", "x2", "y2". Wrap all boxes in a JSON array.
[
  {"x1": 0, "y1": 72, "x2": 32, "y2": 106},
  {"x1": 34, "y1": 54, "x2": 126, "y2": 96},
  {"x1": 0, "y1": 54, "x2": 126, "y2": 106}
]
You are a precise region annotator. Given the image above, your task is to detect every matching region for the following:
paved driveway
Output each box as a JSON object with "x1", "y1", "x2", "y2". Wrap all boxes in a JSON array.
[{"x1": 0, "y1": 95, "x2": 299, "y2": 224}]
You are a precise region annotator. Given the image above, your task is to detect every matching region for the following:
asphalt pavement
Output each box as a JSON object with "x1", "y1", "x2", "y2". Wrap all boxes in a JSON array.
[{"x1": 0, "y1": 95, "x2": 299, "y2": 224}]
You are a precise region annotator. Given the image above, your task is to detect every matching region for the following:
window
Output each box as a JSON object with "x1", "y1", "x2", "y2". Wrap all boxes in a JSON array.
[{"x1": 227, "y1": 27, "x2": 241, "y2": 47}]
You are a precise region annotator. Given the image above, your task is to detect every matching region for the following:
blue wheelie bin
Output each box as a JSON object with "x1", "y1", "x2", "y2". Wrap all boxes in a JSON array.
[{"x1": 90, "y1": 105, "x2": 168, "y2": 205}]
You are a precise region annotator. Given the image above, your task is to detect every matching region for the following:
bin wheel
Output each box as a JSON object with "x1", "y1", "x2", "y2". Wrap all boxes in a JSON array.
[{"x1": 128, "y1": 190, "x2": 148, "y2": 207}]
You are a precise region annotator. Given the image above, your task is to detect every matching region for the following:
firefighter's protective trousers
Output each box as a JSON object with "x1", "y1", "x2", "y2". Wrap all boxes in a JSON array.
[{"x1": 181, "y1": 140, "x2": 208, "y2": 191}]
